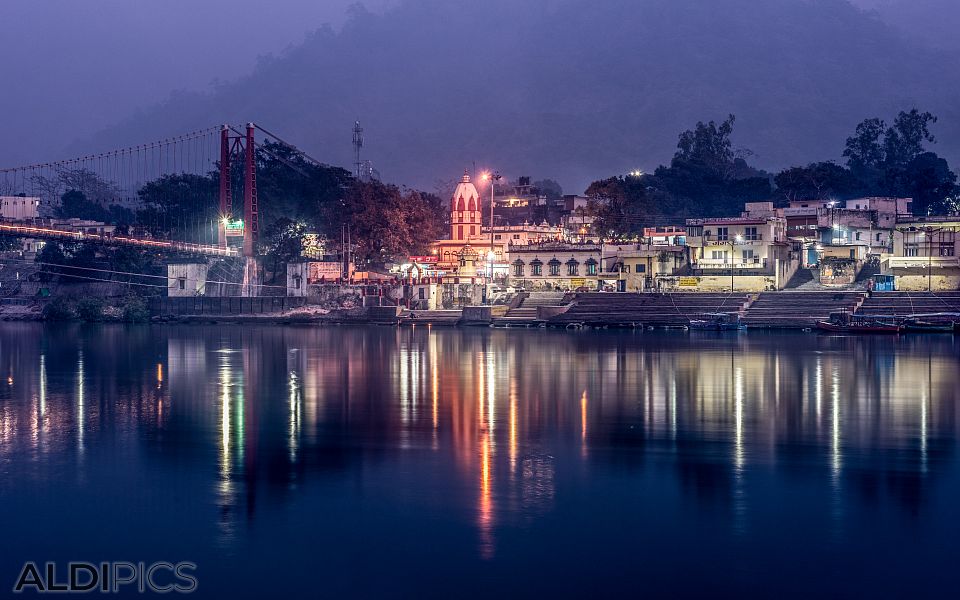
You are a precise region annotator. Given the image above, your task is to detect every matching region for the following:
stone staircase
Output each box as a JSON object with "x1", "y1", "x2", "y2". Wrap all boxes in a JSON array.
[
  {"x1": 857, "y1": 291, "x2": 960, "y2": 317},
  {"x1": 491, "y1": 291, "x2": 568, "y2": 325},
  {"x1": 550, "y1": 293, "x2": 746, "y2": 327},
  {"x1": 740, "y1": 291, "x2": 865, "y2": 328}
]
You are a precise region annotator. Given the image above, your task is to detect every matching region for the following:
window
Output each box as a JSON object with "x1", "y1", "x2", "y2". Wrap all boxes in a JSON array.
[
  {"x1": 513, "y1": 234, "x2": 520, "y2": 240},
  {"x1": 178, "y1": 278, "x2": 186, "y2": 290},
  {"x1": 470, "y1": 226, "x2": 476, "y2": 236},
  {"x1": 513, "y1": 261, "x2": 525, "y2": 277},
  {"x1": 567, "y1": 260, "x2": 580, "y2": 276},
  {"x1": 549, "y1": 260, "x2": 561, "y2": 276},
  {"x1": 717, "y1": 227, "x2": 729, "y2": 241},
  {"x1": 624, "y1": 264, "x2": 631, "y2": 273},
  {"x1": 742, "y1": 249, "x2": 755, "y2": 260},
  {"x1": 876, "y1": 233, "x2": 882, "y2": 242},
  {"x1": 458, "y1": 226, "x2": 463, "y2": 239},
  {"x1": 940, "y1": 245, "x2": 955, "y2": 257},
  {"x1": 531, "y1": 261, "x2": 543, "y2": 276},
  {"x1": 419, "y1": 288, "x2": 426, "y2": 299},
  {"x1": 494, "y1": 234, "x2": 502, "y2": 240},
  {"x1": 637, "y1": 264, "x2": 646, "y2": 273},
  {"x1": 905, "y1": 245, "x2": 919, "y2": 257},
  {"x1": 585, "y1": 259, "x2": 598, "y2": 275},
  {"x1": 744, "y1": 227, "x2": 758, "y2": 241},
  {"x1": 711, "y1": 250, "x2": 728, "y2": 260},
  {"x1": 855, "y1": 231, "x2": 862, "y2": 241},
  {"x1": 294, "y1": 276, "x2": 302, "y2": 290}
]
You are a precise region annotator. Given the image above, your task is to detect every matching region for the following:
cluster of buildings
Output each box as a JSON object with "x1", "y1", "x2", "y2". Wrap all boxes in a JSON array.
[{"x1": 393, "y1": 174, "x2": 960, "y2": 295}]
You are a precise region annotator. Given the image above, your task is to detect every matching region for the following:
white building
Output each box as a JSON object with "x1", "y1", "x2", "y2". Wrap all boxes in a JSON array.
[{"x1": 0, "y1": 196, "x2": 39, "y2": 221}]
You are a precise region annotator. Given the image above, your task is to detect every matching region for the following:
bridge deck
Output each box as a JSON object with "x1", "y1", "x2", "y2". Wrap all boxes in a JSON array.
[{"x1": 0, "y1": 223, "x2": 239, "y2": 258}]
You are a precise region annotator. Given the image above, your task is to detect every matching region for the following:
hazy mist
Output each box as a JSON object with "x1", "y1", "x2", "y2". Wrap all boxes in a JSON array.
[{"x1": 5, "y1": 0, "x2": 960, "y2": 192}]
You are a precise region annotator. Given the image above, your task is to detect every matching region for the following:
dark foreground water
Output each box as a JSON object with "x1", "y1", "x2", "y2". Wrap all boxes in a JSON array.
[{"x1": 0, "y1": 324, "x2": 958, "y2": 597}]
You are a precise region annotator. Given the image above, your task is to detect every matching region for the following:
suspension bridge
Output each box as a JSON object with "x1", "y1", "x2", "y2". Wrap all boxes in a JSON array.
[{"x1": 0, "y1": 122, "x2": 312, "y2": 259}]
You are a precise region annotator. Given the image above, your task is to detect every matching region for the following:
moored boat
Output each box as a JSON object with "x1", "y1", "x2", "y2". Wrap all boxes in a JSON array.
[
  {"x1": 901, "y1": 319, "x2": 954, "y2": 333},
  {"x1": 689, "y1": 313, "x2": 745, "y2": 331},
  {"x1": 815, "y1": 312, "x2": 901, "y2": 334}
]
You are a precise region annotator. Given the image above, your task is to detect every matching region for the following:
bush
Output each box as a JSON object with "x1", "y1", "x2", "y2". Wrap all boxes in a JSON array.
[
  {"x1": 41, "y1": 297, "x2": 74, "y2": 321},
  {"x1": 121, "y1": 296, "x2": 150, "y2": 323},
  {"x1": 76, "y1": 297, "x2": 105, "y2": 322}
]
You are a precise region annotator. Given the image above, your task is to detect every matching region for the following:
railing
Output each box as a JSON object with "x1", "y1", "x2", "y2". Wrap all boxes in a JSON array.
[
  {"x1": 0, "y1": 223, "x2": 240, "y2": 257},
  {"x1": 694, "y1": 258, "x2": 765, "y2": 269},
  {"x1": 886, "y1": 256, "x2": 960, "y2": 269}
]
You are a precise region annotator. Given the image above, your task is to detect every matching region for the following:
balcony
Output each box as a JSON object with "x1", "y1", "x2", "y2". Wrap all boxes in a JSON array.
[
  {"x1": 694, "y1": 258, "x2": 767, "y2": 270},
  {"x1": 886, "y1": 256, "x2": 960, "y2": 270}
]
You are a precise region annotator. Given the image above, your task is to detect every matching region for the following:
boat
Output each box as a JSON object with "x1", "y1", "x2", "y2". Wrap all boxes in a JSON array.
[
  {"x1": 689, "y1": 313, "x2": 745, "y2": 331},
  {"x1": 901, "y1": 318, "x2": 955, "y2": 333},
  {"x1": 815, "y1": 312, "x2": 900, "y2": 334}
]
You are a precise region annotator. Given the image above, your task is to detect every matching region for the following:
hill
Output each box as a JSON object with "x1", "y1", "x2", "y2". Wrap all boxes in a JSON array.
[{"x1": 75, "y1": 0, "x2": 960, "y2": 193}]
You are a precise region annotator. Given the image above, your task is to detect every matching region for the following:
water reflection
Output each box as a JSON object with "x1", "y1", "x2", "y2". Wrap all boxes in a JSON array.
[{"x1": 0, "y1": 324, "x2": 957, "y2": 584}]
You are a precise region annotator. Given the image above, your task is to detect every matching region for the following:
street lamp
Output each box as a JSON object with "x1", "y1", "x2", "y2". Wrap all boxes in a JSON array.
[
  {"x1": 482, "y1": 171, "x2": 502, "y2": 300},
  {"x1": 729, "y1": 234, "x2": 744, "y2": 293}
]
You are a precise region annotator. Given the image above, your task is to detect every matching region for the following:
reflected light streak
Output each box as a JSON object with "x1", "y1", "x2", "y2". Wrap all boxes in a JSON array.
[
  {"x1": 288, "y1": 371, "x2": 301, "y2": 464},
  {"x1": 39, "y1": 354, "x2": 46, "y2": 418},
  {"x1": 734, "y1": 366, "x2": 744, "y2": 472},
  {"x1": 77, "y1": 351, "x2": 85, "y2": 455},
  {"x1": 580, "y1": 390, "x2": 588, "y2": 456},
  {"x1": 509, "y1": 379, "x2": 517, "y2": 473},
  {"x1": 478, "y1": 432, "x2": 494, "y2": 559},
  {"x1": 831, "y1": 367, "x2": 841, "y2": 476},
  {"x1": 486, "y1": 351, "x2": 495, "y2": 434}
]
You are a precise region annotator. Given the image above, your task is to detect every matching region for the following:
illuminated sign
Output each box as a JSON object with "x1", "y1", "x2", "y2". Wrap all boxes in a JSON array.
[
  {"x1": 223, "y1": 219, "x2": 244, "y2": 237},
  {"x1": 409, "y1": 255, "x2": 439, "y2": 264},
  {"x1": 679, "y1": 277, "x2": 698, "y2": 287},
  {"x1": 307, "y1": 261, "x2": 350, "y2": 283}
]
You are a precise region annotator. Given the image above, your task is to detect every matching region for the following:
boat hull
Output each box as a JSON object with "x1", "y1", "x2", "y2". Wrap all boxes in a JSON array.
[{"x1": 815, "y1": 322, "x2": 900, "y2": 333}]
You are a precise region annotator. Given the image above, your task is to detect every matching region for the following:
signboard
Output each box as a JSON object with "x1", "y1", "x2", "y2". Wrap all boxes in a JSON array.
[
  {"x1": 409, "y1": 255, "x2": 439, "y2": 264},
  {"x1": 570, "y1": 278, "x2": 588, "y2": 288},
  {"x1": 307, "y1": 261, "x2": 346, "y2": 284},
  {"x1": 224, "y1": 219, "x2": 244, "y2": 237},
  {"x1": 678, "y1": 277, "x2": 698, "y2": 287}
]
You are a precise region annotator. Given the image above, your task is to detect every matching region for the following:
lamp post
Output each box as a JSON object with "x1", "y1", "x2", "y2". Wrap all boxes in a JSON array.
[
  {"x1": 729, "y1": 234, "x2": 744, "y2": 293},
  {"x1": 482, "y1": 171, "x2": 502, "y2": 302}
]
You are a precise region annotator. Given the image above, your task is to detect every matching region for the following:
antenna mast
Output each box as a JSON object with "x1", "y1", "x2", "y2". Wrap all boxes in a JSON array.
[{"x1": 352, "y1": 121, "x2": 364, "y2": 179}]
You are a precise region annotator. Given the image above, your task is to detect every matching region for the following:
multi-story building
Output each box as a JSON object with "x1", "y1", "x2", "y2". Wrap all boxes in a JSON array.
[
  {"x1": 682, "y1": 211, "x2": 798, "y2": 291},
  {"x1": 883, "y1": 217, "x2": 960, "y2": 291},
  {"x1": 508, "y1": 241, "x2": 601, "y2": 291},
  {"x1": 0, "y1": 196, "x2": 40, "y2": 221},
  {"x1": 600, "y1": 243, "x2": 688, "y2": 292}
]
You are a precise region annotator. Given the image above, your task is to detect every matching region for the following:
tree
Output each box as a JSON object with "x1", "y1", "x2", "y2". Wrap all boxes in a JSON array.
[
  {"x1": 137, "y1": 173, "x2": 218, "y2": 243},
  {"x1": 533, "y1": 179, "x2": 563, "y2": 199},
  {"x1": 774, "y1": 162, "x2": 860, "y2": 201},
  {"x1": 674, "y1": 115, "x2": 737, "y2": 176},
  {"x1": 324, "y1": 181, "x2": 445, "y2": 264},
  {"x1": 841, "y1": 109, "x2": 955, "y2": 213},
  {"x1": 843, "y1": 117, "x2": 886, "y2": 173},
  {"x1": 884, "y1": 109, "x2": 937, "y2": 169},
  {"x1": 261, "y1": 217, "x2": 309, "y2": 276},
  {"x1": 57, "y1": 190, "x2": 111, "y2": 221}
]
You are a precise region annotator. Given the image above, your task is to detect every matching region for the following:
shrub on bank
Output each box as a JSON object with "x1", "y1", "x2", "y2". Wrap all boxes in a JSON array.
[
  {"x1": 76, "y1": 297, "x2": 105, "y2": 322},
  {"x1": 41, "y1": 297, "x2": 75, "y2": 321},
  {"x1": 121, "y1": 296, "x2": 150, "y2": 323}
]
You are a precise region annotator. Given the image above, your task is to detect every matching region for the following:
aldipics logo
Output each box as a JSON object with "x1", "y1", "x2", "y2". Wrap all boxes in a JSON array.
[{"x1": 12, "y1": 562, "x2": 198, "y2": 594}]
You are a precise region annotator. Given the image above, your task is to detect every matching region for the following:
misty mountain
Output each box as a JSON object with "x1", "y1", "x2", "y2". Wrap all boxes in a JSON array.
[
  {"x1": 75, "y1": 0, "x2": 960, "y2": 193},
  {"x1": 853, "y1": 0, "x2": 960, "y2": 53}
]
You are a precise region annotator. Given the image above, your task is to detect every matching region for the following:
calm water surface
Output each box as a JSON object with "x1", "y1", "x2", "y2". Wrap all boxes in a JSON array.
[{"x1": 0, "y1": 324, "x2": 958, "y2": 597}]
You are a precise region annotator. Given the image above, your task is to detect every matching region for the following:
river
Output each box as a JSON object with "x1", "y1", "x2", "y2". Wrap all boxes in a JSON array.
[{"x1": 0, "y1": 324, "x2": 957, "y2": 597}]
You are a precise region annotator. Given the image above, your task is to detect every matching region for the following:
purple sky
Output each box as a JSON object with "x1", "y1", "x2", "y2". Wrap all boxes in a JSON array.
[{"x1": 0, "y1": 0, "x2": 393, "y2": 165}]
